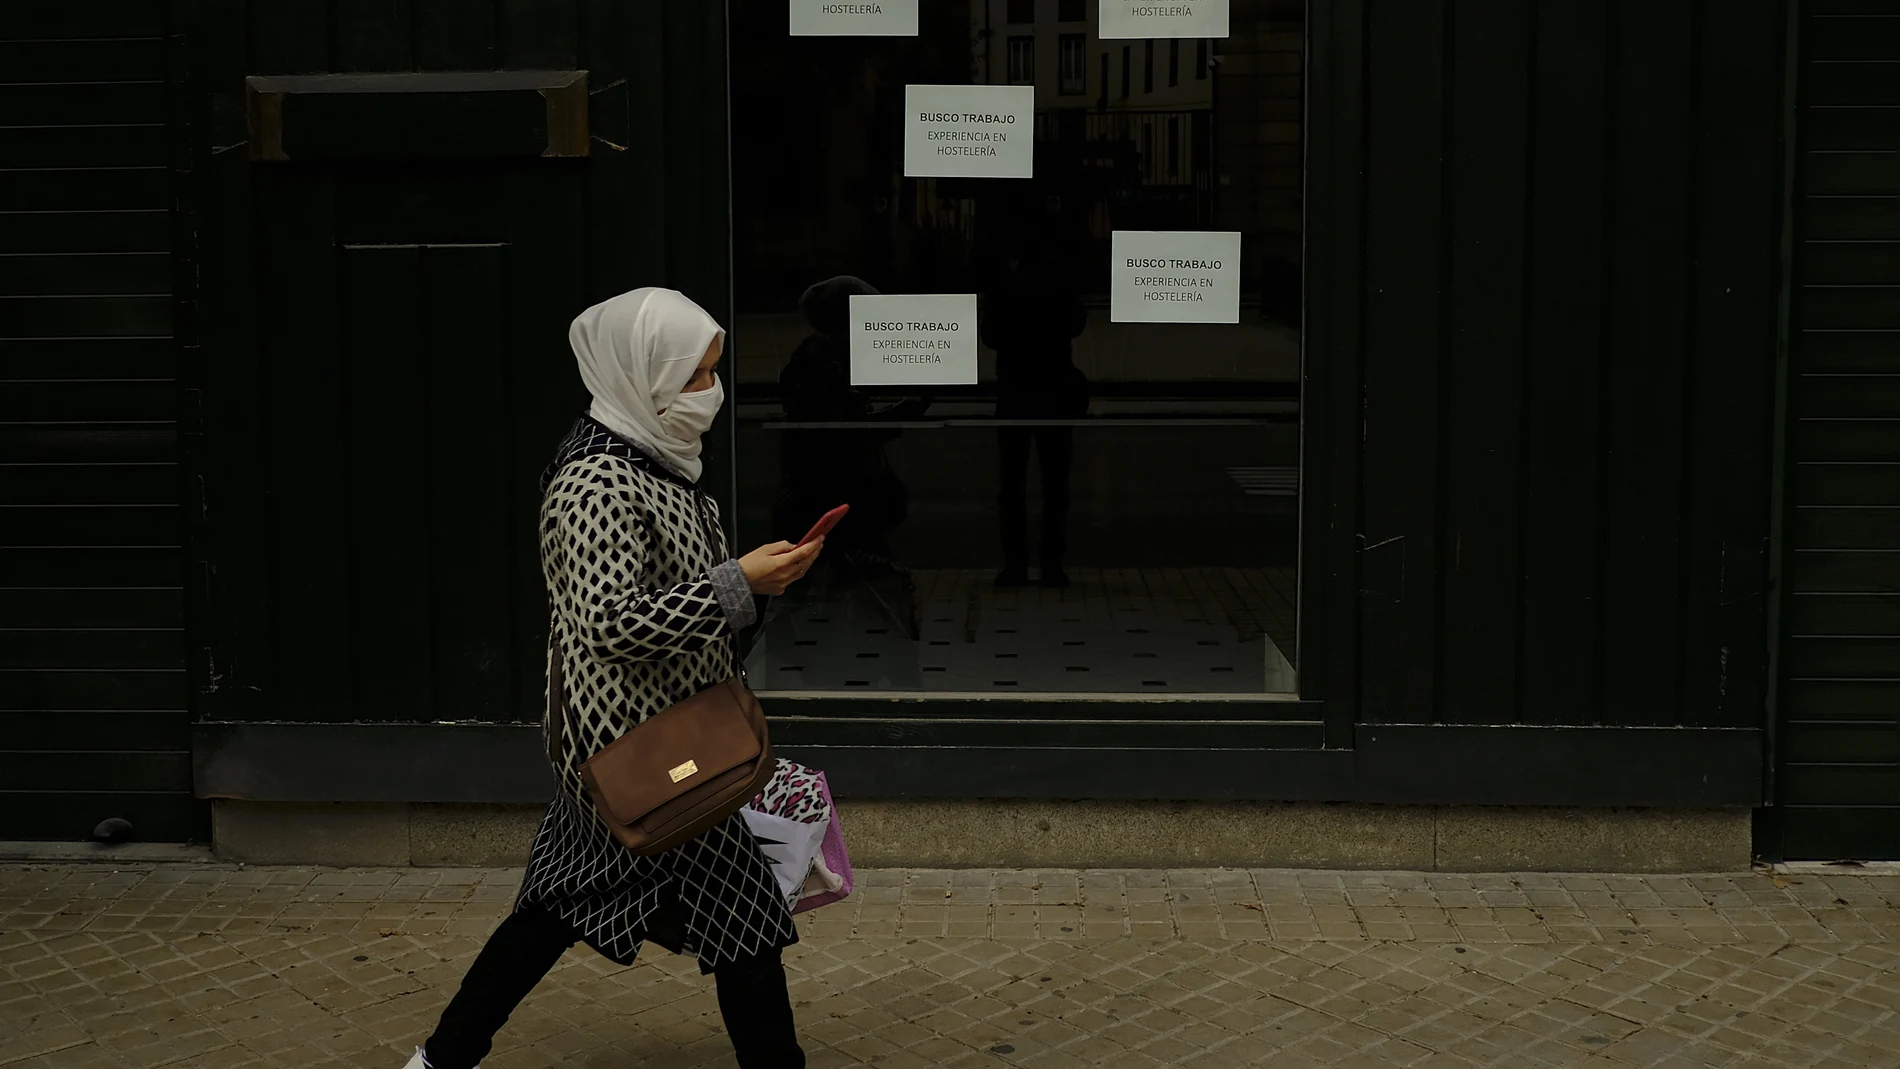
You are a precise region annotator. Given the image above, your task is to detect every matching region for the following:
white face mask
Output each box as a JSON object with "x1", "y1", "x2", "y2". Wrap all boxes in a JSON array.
[{"x1": 658, "y1": 375, "x2": 724, "y2": 442}]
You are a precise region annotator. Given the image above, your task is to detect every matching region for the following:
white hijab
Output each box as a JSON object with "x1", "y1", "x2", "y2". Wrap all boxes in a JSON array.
[{"x1": 569, "y1": 287, "x2": 725, "y2": 481}]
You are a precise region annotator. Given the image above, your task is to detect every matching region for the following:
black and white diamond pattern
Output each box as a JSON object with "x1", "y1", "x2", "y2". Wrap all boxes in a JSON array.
[{"x1": 514, "y1": 416, "x2": 797, "y2": 971}]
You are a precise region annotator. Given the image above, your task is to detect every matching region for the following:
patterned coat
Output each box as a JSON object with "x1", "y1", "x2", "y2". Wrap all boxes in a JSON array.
[{"x1": 513, "y1": 417, "x2": 798, "y2": 971}]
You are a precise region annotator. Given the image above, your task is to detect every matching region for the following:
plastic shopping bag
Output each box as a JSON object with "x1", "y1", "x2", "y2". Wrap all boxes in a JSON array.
[
  {"x1": 741, "y1": 759, "x2": 854, "y2": 914},
  {"x1": 794, "y1": 769, "x2": 853, "y2": 914}
]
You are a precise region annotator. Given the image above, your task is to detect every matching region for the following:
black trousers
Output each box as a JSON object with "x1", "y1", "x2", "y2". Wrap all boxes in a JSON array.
[
  {"x1": 423, "y1": 905, "x2": 804, "y2": 1069},
  {"x1": 997, "y1": 424, "x2": 1075, "y2": 572}
]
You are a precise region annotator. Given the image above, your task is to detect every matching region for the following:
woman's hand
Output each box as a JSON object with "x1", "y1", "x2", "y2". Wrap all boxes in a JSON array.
[{"x1": 739, "y1": 539, "x2": 823, "y2": 596}]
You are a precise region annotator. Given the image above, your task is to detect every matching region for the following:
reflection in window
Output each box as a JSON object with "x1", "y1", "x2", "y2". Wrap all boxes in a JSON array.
[
  {"x1": 1059, "y1": 34, "x2": 1086, "y2": 95},
  {"x1": 1007, "y1": 35, "x2": 1036, "y2": 85},
  {"x1": 729, "y1": 2, "x2": 1307, "y2": 697}
]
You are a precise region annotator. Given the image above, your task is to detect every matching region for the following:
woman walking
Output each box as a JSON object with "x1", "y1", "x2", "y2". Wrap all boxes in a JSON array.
[{"x1": 403, "y1": 288, "x2": 823, "y2": 1069}]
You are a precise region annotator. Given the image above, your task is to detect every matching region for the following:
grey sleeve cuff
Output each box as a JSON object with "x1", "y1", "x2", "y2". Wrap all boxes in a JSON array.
[{"x1": 709, "y1": 559, "x2": 758, "y2": 631}]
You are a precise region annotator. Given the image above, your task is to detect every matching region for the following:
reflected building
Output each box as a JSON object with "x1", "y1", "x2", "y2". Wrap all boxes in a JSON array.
[
  {"x1": 733, "y1": 1, "x2": 1302, "y2": 336},
  {"x1": 969, "y1": 0, "x2": 1218, "y2": 291},
  {"x1": 967, "y1": 0, "x2": 1303, "y2": 313}
]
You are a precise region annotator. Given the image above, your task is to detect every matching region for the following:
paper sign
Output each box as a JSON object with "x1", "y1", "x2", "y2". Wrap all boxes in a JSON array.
[
  {"x1": 1111, "y1": 231, "x2": 1243, "y2": 324},
  {"x1": 904, "y1": 84, "x2": 1034, "y2": 179},
  {"x1": 849, "y1": 294, "x2": 978, "y2": 386},
  {"x1": 1099, "y1": 0, "x2": 1230, "y2": 39},
  {"x1": 789, "y1": 0, "x2": 918, "y2": 36}
]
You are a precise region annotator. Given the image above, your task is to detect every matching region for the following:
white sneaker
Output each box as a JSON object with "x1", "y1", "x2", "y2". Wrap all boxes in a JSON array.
[{"x1": 402, "y1": 1045, "x2": 476, "y2": 1069}]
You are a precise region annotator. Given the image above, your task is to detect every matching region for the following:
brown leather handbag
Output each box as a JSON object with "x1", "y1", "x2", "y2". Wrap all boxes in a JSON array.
[{"x1": 547, "y1": 647, "x2": 775, "y2": 855}]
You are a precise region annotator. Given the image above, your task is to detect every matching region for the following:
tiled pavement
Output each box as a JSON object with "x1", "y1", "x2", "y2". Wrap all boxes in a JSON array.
[{"x1": 4, "y1": 865, "x2": 1900, "y2": 1068}]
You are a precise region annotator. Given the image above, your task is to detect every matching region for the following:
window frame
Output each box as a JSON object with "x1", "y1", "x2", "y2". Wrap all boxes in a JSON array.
[
  {"x1": 1007, "y1": 33, "x2": 1037, "y2": 86},
  {"x1": 1058, "y1": 32, "x2": 1087, "y2": 95},
  {"x1": 717, "y1": 0, "x2": 1331, "y2": 740}
]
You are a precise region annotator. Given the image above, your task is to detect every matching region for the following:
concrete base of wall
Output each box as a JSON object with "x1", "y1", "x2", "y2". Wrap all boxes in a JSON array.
[
  {"x1": 840, "y1": 802, "x2": 1751, "y2": 873},
  {"x1": 212, "y1": 802, "x2": 541, "y2": 868},
  {"x1": 211, "y1": 800, "x2": 1752, "y2": 872}
]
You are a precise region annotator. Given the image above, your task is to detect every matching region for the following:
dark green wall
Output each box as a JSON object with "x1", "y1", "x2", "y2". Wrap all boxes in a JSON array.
[
  {"x1": 1759, "y1": 2, "x2": 1900, "y2": 861},
  {"x1": 0, "y1": 1, "x2": 206, "y2": 840}
]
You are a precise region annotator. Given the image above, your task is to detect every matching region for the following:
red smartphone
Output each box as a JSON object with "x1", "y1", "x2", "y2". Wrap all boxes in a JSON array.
[{"x1": 798, "y1": 504, "x2": 849, "y2": 547}]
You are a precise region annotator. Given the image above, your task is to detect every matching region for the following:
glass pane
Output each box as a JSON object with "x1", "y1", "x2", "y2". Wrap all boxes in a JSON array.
[{"x1": 730, "y1": 1, "x2": 1304, "y2": 697}]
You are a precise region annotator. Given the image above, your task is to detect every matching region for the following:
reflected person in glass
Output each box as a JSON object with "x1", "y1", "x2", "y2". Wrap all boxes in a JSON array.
[
  {"x1": 981, "y1": 239, "x2": 1089, "y2": 589},
  {"x1": 771, "y1": 275, "x2": 931, "y2": 634}
]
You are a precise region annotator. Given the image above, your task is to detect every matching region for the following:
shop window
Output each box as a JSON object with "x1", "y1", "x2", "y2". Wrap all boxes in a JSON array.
[
  {"x1": 1059, "y1": 34, "x2": 1087, "y2": 95},
  {"x1": 1058, "y1": 0, "x2": 1086, "y2": 21},
  {"x1": 729, "y1": 3, "x2": 1307, "y2": 699}
]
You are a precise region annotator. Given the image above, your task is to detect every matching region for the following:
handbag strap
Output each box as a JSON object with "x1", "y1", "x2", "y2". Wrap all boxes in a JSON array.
[{"x1": 546, "y1": 636, "x2": 570, "y2": 766}]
